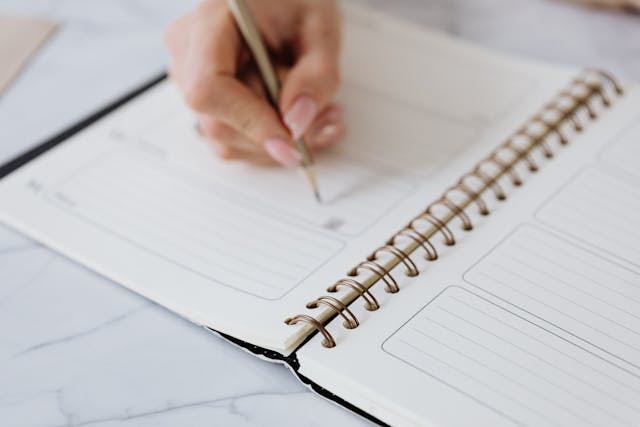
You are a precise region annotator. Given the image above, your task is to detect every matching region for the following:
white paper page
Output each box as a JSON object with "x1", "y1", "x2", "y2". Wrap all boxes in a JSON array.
[
  {"x1": 0, "y1": 4, "x2": 573, "y2": 354},
  {"x1": 296, "y1": 86, "x2": 640, "y2": 425}
]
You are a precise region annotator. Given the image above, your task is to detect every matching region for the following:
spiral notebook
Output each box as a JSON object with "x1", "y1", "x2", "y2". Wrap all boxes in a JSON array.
[{"x1": 1, "y1": 4, "x2": 640, "y2": 427}]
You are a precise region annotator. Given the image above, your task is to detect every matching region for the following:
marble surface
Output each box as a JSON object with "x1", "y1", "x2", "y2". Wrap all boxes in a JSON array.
[{"x1": 1, "y1": 1, "x2": 638, "y2": 426}]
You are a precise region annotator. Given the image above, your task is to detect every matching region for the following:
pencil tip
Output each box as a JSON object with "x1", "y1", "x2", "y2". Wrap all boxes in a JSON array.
[{"x1": 301, "y1": 165, "x2": 322, "y2": 204}]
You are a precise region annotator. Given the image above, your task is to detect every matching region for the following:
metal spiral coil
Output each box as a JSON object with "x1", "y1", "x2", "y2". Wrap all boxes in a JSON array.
[{"x1": 285, "y1": 70, "x2": 624, "y2": 349}]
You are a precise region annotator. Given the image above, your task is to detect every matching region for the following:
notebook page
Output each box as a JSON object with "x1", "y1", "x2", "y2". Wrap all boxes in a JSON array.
[
  {"x1": 466, "y1": 226, "x2": 640, "y2": 368},
  {"x1": 296, "y1": 85, "x2": 640, "y2": 425},
  {"x1": 0, "y1": 4, "x2": 574, "y2": 354}
]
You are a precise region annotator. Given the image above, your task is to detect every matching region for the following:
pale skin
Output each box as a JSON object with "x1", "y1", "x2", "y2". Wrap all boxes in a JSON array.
[{"x1": 164, "y1": 0, "x2": 639, "y2": 167}]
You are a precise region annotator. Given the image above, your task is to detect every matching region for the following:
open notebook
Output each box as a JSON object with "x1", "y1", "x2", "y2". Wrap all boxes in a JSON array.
[{"x1": 1, "y1": 4, "x2": 639, "y2": 427}]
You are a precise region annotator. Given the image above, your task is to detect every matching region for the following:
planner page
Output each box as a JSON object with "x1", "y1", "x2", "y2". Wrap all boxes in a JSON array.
[
  {"x1": 296, "y1": 84, "x2": 640, "y2": 425},
  {"x1": 0, "y1": 4, "x2": 574, "y2": 354}
]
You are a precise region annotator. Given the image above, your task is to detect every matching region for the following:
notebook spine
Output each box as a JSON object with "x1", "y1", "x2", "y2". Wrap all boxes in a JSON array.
[{"x1": 285, "y1": 70, "x2": 624, "y2": 348}]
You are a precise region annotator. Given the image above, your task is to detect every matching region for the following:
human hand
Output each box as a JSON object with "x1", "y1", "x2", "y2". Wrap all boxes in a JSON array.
[{"x1": 164, "y1": 0, "x2": 345, "y2": 166}]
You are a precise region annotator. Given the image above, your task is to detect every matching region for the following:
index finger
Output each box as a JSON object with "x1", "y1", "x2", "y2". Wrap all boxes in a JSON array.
[{"x1": 178, "y1": 3, "x2": 293, "y2": 145}]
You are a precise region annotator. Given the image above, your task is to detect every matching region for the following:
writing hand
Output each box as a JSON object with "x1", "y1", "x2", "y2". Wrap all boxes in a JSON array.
[{"x1": 164, "y1": 0, "x2": 345, "y2": 166}]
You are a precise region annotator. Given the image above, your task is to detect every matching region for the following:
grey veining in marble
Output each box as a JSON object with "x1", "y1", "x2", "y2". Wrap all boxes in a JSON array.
[{"x1": 1, "y1": 1, "x2": 638, "y2": 426}]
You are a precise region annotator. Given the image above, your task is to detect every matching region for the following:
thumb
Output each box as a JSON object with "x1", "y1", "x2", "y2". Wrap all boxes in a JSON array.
[{"x1": 279, "y1": 10, "x2": 341, "y2": 139}]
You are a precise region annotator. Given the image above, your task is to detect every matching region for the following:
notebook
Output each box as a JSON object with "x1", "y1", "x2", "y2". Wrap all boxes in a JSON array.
[{"x1": 1, "y1": 4, "x2": 639, "y2": 426}]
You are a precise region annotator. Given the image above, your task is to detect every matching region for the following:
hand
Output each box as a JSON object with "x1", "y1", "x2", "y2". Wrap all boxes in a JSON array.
[{"x1": 164, "y1": 0, "x2": 345, "y2": 166}]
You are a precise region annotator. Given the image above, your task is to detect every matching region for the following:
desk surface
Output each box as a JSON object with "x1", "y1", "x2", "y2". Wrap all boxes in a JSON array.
[{"x1": 1, "y1": 1, "x2": 638, "y2": 426}]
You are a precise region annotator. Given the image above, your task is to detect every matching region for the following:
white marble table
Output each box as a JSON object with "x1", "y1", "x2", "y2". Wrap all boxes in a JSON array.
[{"x1": 1, "y1": 1, "x2": 638, "y2": 426}]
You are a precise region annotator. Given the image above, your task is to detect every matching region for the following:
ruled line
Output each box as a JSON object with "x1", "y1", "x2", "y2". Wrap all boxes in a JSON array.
[
  {"x1": 550, "y1": 197, "x2": 640, "y2": 243},
  {"x1": 72, "y1": 169, "x2": 325, "y2": 269},
  {"x1": 444, "y1": 297, "x2": 640, "y2": 413},
  {"x1": 493, "y1": 256, "x2": 640, "y2": 339},
  {"x1": 384, "y1": 287, "x2": 640, "y2": 427},
  {"x1": 520, "y1": 232, "x2": 639, "y2": 290},
  {"x1": 601, "y1": 123, "x2": 640, "y2": 179},
  {"x1": 417, "y1": 315, "x2": 638, "y2": 422},
  {"x1": 88, "y1": 159, "x2": 341, "y2": 253},
  {"x1": 510, "y1": 240, "x2": 640, "y2": 308},
  {"x1": 47, "y1": 154, "x2": 344, "y2": 299},
  {"x1": 396, "y1": 338, "x2": 546, "y2": 426},
  {"x1": 541, "y1": 205, "x2": 640, "y2": 256},
  {"x1": 536, "y1": 169, "x2": 640, "y2": 265},
  {"x1": 66, "y1": 182, "x2": 307, "y2": 282},
  {"x1": 477, "y1": 267, "x2": 640, "y2": 354},
  {"x1": 465, "y1": 224, "x2": 640, "y2": 374},
  {"x1": 411, "y1": 322, "x2": 628, "y2": 426}
]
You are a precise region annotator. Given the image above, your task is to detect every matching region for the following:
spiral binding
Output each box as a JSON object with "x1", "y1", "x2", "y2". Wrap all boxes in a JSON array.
[{"x1": 284, "y1": 70, "x2": 624, "y2": 348}]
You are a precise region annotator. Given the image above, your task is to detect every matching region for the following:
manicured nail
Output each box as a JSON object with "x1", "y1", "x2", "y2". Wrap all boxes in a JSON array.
[
  {"x1": 309, "y1": 106, "x2": 345, "y2": 147},
  {"x1": 325, "y1": 105, "x2": 344, "y2": 122},
  {"x1": 264, "y1": 138, "x2": 301, "y2": 167},
  {"x1": 312, "y1": 123, "x2": 342, "y2": 147},
  {"x1": 284, "y1": 95, "x2": 318, "y2": 139}
]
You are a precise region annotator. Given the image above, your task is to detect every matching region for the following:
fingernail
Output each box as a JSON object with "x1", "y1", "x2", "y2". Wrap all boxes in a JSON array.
[
  {"x1": 264, "y1": 138, "x2": 301, "y2": 167},
  {"x1": 325, "y1": 105, "x2": 344, "y2": 122},
  {"x1": 284, "y1": 95, "x2": 318, "y2": 139},
  {"x1": 312, "y1": 123, "x2": 344, "y2": 147}
]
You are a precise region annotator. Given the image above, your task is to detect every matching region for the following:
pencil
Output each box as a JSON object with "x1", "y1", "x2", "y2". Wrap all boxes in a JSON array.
[{"x1": 226, "y1": 0, "x2": 322, "y2": 203}]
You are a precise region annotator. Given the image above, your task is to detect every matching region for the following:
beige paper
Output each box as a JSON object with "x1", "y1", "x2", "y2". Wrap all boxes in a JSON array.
[{"x1": 0, "y1": 16, "x2": 56, "y2": 94}]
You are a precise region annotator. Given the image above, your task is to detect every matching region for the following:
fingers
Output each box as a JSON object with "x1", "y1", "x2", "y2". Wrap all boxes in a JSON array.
[
  {"x1": 164, "y1": 2, "x2": 237, "y2": 84},
  {"x1": 185, "y1": 75, "x2": 292, "y2": 146},
  {"x1": 198, "y1": 115, "x2": 258, "y2": 158},
  {"x1": 165, "y1": 1, "x2": 298, "y2": 164},
  {"x1": 198, "y1": 114, "x2": 301, "y2": 166},
  {"x1": 164, "y1": 0, "x2": 344, "y2": 166},
  {"x1": 170, "y1": 2, "x2": 281, "y2": 142},
  {"x1": 200, "y1": 104, "x2": 345, "y2": 165},
  {"x1": 306, "y1": 105, "x2": 346, "y2": 149},
  {"x1": 280, "y1": 3, "x2": 342, "y2": 139}
]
